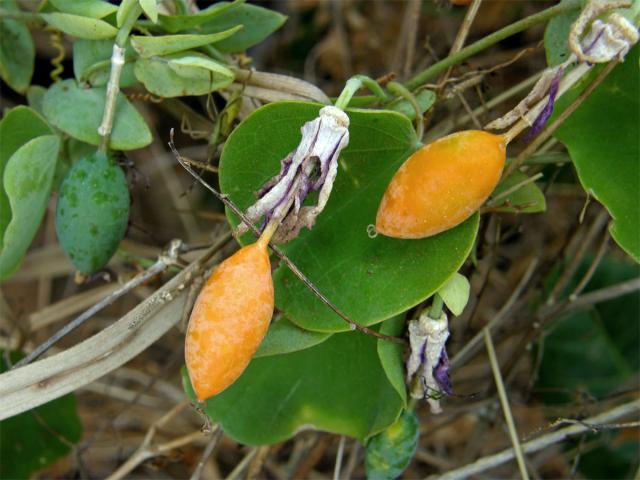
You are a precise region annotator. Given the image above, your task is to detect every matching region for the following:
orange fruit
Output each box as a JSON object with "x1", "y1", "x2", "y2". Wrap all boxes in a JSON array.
[
  {"x1": 375, "y1": 130, "x2": 506, "y2": 239},
  {"x1": 185, "y1": 239, "x2": 274, "y2": 401}
]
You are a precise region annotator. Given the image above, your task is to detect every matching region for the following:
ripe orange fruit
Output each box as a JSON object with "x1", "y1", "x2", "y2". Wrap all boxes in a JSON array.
[
  {"x1": 185, "y1": 237, "x2": 274, "y2": 401},
  {"x1": 375, "y1": 130, "x2": 506, "y2": 239}
]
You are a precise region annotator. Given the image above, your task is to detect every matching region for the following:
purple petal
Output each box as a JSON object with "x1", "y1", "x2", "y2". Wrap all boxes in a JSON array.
[
  {"x1": 433, "y1": 348, "x2": 453, "y2": 395},
  {"x1": 525, "y1": 67, "x2": 563, "y2": 142}
]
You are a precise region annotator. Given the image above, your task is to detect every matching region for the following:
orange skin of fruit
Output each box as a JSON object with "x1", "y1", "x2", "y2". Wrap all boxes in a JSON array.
[
  {"x1": 185, "y1": 240, "x2": 274, "y2": 401},
  {"x1": 376, "y1": 130, "x2": 506, "y2": 239}
]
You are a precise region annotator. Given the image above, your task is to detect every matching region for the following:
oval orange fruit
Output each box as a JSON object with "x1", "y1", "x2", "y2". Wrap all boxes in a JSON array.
[
  {"x1": 185, "y1": 239, "x2": 274, "y2": 401},
  {"x1": 375, "y1": 130, "x2": 506, "y2": 239}
]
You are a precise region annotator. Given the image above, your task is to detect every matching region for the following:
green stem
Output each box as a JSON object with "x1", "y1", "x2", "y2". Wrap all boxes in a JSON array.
[
  {"x1": 334, "y1": 75, "x2": 389, "y2": 110},
  {"x1": 405, "y1": 0, "x2": 583, "y2": 90},
  {"x1": 115, "y1": 4, "x2": 141, "y2": 47},
  {"x1": 429, "y1": 294, "x2": 444, "y2": 319}
]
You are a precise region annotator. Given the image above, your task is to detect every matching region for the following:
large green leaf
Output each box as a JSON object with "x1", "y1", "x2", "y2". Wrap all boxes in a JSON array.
[
  {"x1": 219, "y1": 102, "x2": 478, "y2": 332},
  {"x1": 0, "y1": 351, "x2": 83, "y2": 479},
  {"x1": 551, "y1": 47, "x2": 639, "y2": 260},
  {"x1": 130, "y1": 27, "x2": 241, "y2": 58},
  {"x1": 0, "y1": 106, "x2": 54, "y2": 244},
  {"x1": 134, "y1": 52, "x2": 234, "y2": 98},
  {"x1": 155, "y1": 0, "x2": 242, "y2": 33},
  {"x1": 42, "y1": 79, "x2": 152, "y2": 150},
  {"x1": 0, "y1": 135, "x2": 60, "y2": 279},
  {"x1": 184, "y1": 328, "x2": 404, "y2": 445},
  {"x1": 49, "y1": 0, "x2": 117, "y2": 19},
  {"x1": 42, "y1": 13, "x2": 118, "y2": 40},
  {"x1": 0, "y1": 0, "x2": 35, "y2": 93},
  {"x1": 200, "y1": 2, "x2": 286, "y2": 53},
  {"x1": 255, "y1": 316, "x2": 331, "y2": 358}
]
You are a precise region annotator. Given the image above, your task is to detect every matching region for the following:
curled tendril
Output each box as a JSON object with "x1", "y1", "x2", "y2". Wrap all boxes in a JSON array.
[{"x1": 45, "y1": 27, "x2": 65, "y2": 82}]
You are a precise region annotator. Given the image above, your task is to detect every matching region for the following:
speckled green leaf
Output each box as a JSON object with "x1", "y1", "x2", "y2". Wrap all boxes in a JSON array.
[
  {"x1": 134, "y1": 52, "x2": 234, "y2": 98},
  {"x1": 365, "y1": 410, "x2": 419, "y2": 480},
  {"x1": 200, "y1": 2, "x2": 286, "y2": 53},
  {"x1": 184, "y1": 328, "x2": 404, "y2": 445},
  {"x1": 0, "y1": 351, "x2": 82, "y2": 479},
  {"x1": 0, "y1": 0, "x2": 35, "y2": 94},
  {"x1": 219, "y1": 102, "x2": 479, "y2": 332},
  {"x1": 49, "y1": 0, "x2": 117, "y2": 19},
  {"x1": 0, "y1": 106, "x2": 54, "y2": 245},
  {"x1": 42, "y1": 79, "x2": 151, "y2": 150},
  {"x1": 130, "y1": 27, "x2": 241, "y2": 58},
  {"x1": 42, "y1": 13, "x2": 117, "y2": 40},
  {"x1": 73, "y1": 39, "x2": 137, "y2": 87},
  {"x1": 255, "y1": 316, "x2": 331, "y2": 358},
  {"x1": 552, "y1": 46, "x2": 640, "y2": 261},
  {"x1": 56, "y1": 152, "x2": 130, "y2": 273},
  {"x1": 0, "y1": 135, "x2": 60, "y2": 279},
  {"x1": 491, "y1": 170, "x2": 546, "y2": 214}
]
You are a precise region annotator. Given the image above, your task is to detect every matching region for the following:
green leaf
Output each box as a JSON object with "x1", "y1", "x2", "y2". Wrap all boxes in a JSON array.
[
  {"x1": 490, "y1": 170, "x2": 546, "y2": 213},
  {"x1": 0, "y1": 0, "x2": 35, "y2": 94},
  {"x1": 116, "y1": 0, "x2": 139, "y2": 28},
  {"x1": 387, "y1": 89, "x2": 436, "y2": 120},
  {"x1": 139, "y1": 0, "x2": 157, "y2": 23},
  {"x1": 200, "y1": 2, "x2": 287, "y2": 53},
  {"x1": 543, "y1": 0, "x2": 582, "y2": 66},
  {"x1": 377, "y1": 315, "x2": 407, "y2": 404},
  {"x1": 42, "y1": 13, "x2": 118, "y2": 40},
  {"x1": 0, "y1": 351, "x2": 82, "y2": 479},
  {"x1": 73, "y1": 39, "x2": 137, "y2": 87},
  {"x1": 552, "y1": 46, "x2": 640, "y2": 261},
  {"x1": 26, "y1": 85, "x2": 47, "y2": 116},
  {"x1": 130, "y1": 27, "x2": 242, "y2": 58},
  {"x1": 219, "y1": 102, "x2": 479, "y2": 332},
  {"x1": 535, "y1": 257, "x2": 639, "y2": 404},
  {"x1": 255, "y1": 316, "x2": 331, "y2": 358},
  {"x1": 438, "y1": 272, "x2": 470, "y2": 316},
  {"x1": 49, "y1": 0, "x2": 117, "y2": 19},
  {"x1": 185, "y1": 328, "x2": 404, "y2": 445},
  {"x1": 134, "y1": 52, "x2": 234, "y2": 98},
  {"x1": 42, "y1": 79, "x2": 152, "y2": 150},
  {"x1": 0, "y1": 106, "x2": 54, "y2": 247},
  {"x1": 156, "y1": 0, "x2": 242, "y2": 34},
  {"x1": 56, "y1": 152, "x2": 130, "y2": 273},
  {"x1": 365, "y1": 410, "x2": 419, "y2": 480},
  {"x1": 0, "y1": 135, "x2": 60, "y2": 279}
]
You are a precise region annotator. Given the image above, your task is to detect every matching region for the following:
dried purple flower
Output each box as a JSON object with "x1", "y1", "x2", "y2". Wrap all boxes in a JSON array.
[
  {"x1": 406, "y1": 311, "x2": 451, "y2": 414},
  {"x1": 237, "y1": 106, "x2": 349, "y2": 243},
  {"x1": 524, "y1": 67, "x2": 563, "y2": 142}
]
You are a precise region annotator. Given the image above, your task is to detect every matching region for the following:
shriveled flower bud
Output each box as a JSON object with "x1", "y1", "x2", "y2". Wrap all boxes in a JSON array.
[
  {"x1": 406, "y1": 311, "x2": 452, "y2": 414},
  {"x1": 237, "y1": 106, "x2": 349, "y2": 243}
]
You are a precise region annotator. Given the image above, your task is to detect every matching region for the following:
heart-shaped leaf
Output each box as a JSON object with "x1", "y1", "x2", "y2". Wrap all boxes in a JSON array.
[
  {"x1": 0, "y1": 135, "x2": 60, "y2": 279},
  {"x1": 184, "y1": 328, "x2": 404, "y2": 445},
  {"x1": 42, "y1": 79, "x2": 151, "y2": 150},
  {"x1": 219, "y1": 102, "x2": 479, "y2": 332},
  {"x1": 0, "y1": 0, "x2": 35, "y2": 94},
  {"x1": 551, "y1": 46, "x2": 640, "y2": 261}
]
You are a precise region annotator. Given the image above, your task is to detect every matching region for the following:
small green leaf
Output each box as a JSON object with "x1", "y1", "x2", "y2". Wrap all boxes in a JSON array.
[
  {"x1": 387, "y1": 89, "x2": 436, "y2": 120},
  {"x1": 0, "y1": 135, "x2": 60, "y2": 279},
  {"x1": 365, "y1": 411, "x2": 419, "y2": 480},
  {"x1": 0, "y1": 351, "x2": 83, "y2": 480},
  {"x1": 42, "y1": 79, "x2": 152, "y2": 150},
  {"x1": 116, "y1": 0, "x2": 139, "y2": 28},
  {"x1": 185, "y1": 328, "x2": 404, "y2": 445},
  {"x1": 73, "y1": 39, "x2": 137, "y2": 87},
  {"x1": 219, "y1": 102, "x2": 479, "y2": 332},
  {"x1": 156, "y1": 0, "x2": 242, "y2": 33},
  {"x1": 0, "y1": 0, "x2": 35, "y2": 94},
  {"x1": 0, "y1": 106, "x2": 54, "y2": 246},
  {"x1": 130, "y1": 27, "x2": 242, "y2": 58},
  {"x1": 255, "y1": 316, "x2": 331, "y2": 358},
  {"x1": 42, "y1": 13, "x2": 118, "y2": 40},
  {"x1": 490, "y1": 170, "x2": 546, "y2": 214},
  {"x1": 377, "y1": 315, "x2": 407, "y2": 404},
  {"x1": 26, "y1": 85, "x2": 47, "y2": 116},
  {"x1": 139, "y1": 0, "x2": 157, "y2": 23},
  {"x1": 552, "y1": 46, "x2": 640, "y2": 260},
  {"x1": 49, "y1": 0, "x2": 117, "y2": 19},
  {"x1": 56, "y1": 152, "x2": 130, "y2": 273},
  {"x1": 438, "y1": 272, "x2": 470, "y2": 316},
  {"x1": 200, "y1": 2, "x2": 287, "y2": 53},
  {"x1": 134, "y1": 52, "x2": 234, "y2": 98}
]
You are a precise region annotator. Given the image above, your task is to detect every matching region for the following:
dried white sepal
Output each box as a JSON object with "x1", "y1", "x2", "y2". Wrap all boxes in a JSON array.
[
  {"x1": 406, "y1": 311, "x2": 451, "y2": 414},
  {"x1": 574, "y1": 15, "x2": 639, "y2": 64},
  {"x1": 237, "y1": 106, "x2": 349, "y2": 243}
]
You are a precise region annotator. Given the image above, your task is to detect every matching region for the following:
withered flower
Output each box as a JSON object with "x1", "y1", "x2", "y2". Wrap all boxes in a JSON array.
[{"x1": 237, "y1": 106, "x2": 349, "y2": 243}]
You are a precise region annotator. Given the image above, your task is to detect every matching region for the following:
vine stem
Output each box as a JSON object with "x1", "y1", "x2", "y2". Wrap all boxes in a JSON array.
[
  {"x1": 98, "y1": 4, "x2": 142, "y2": 152},
  {"x1": 405, "y1": 0, "x2": 582, "y2": 90}
]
